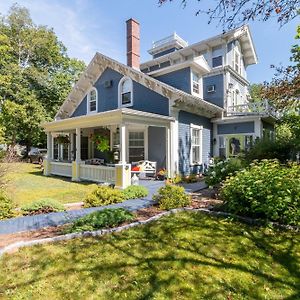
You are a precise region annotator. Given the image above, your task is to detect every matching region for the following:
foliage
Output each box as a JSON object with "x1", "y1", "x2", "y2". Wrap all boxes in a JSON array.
[
  {"x1": 64, "y1": 208, "x2": 134, "y2": 233},
  {"x1": 205, "y1": 158, "x2": 244, "y2": 187},
  {"x1": 1, "y1": 212, "x2": 299, "y2": 299},
  {"x1": 0, "y1": 191, "x2": 14, "y2": 220},
  {"x1": 0, "y1": 4, "x2": 85, "y2": 149},
  {"x1": 84, "y1": 186, "x2": 125, "y2": 208},
  {"x1": 249, "y1": 83, "x2": 263, "y2": 102},
  {"x1": 262, "y1": 26, "x2": 300, "y2": 110},
  {"x1": 221, "y1": 160, "x2": 300, "y2": 225},
  {"x1": 21, "y1": 198, "x2": 66, "y2": 215},
  {"x1": 153, "y1": 184, "x2": 191, "y2": 210},
  {"x1": 181, "y1": 174, "x2": 198, "y2": 183},
  {"x1": 244, "y1": 139, "x2": 295, "y2": 163},
  {"x1": 159, "y1": 0, "x2": 298, "y2": 29},
  {"x1": 56, "y1": 135, "x2": 70, "y2": 145},
  {"x1": 90, "y1": 133, "x2": 110, "y2": 152},
  {"x1": 122, "y1": 185, "x2": 148, "y2": 200}
]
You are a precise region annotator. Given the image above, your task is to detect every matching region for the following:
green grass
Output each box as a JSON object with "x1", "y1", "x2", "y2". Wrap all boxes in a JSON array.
[
  {"x1": 3, "y1": 163, "x2": 97, "y2": 207},
  {"x1": 0, "y1": 212, "x2": 299, "y2": 299}
]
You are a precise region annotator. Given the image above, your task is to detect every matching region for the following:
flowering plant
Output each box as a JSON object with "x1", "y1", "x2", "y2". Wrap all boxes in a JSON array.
[{"x1": 90, "y1": 133, "x2": 110, "y2": 152}]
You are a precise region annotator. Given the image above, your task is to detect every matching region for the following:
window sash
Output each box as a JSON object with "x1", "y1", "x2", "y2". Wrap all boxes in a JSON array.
[
  {"x1": 191, "y1": 128, "x2": 201, "y2": 164},
  {"x1": 122, "y1": 92, "x2": 131, "y2": 105},
  {"x1": 129, "y1": 131, "x2": 145, "y2": 162}
]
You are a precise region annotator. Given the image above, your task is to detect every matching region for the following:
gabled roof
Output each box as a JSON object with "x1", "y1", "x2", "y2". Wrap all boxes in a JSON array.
[{"x1": 55, "y1": 52, "x2": 223, "y2": 120}]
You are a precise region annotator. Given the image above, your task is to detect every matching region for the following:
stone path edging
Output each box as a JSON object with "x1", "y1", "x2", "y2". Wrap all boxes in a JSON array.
[{"x1": 1, "y1": 207, "x2": 298, "y2": 258}]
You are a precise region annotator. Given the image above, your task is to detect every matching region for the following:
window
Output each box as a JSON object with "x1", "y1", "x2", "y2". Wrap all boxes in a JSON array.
[
  {"x1": 232, "y1": 50, "x2": 241, "y2": 74},
  {"x1": 192, "y1": 71, "x2": 200, "y2": 94},
  {"x1": 219, "y1": 136, "x2": 226, "y2": 158},
  {"x1": 207, "y1": 85, "x2": 215, "y2": 93},
  {"x1": 190, "y1": 125, "x2": 202, "y2": 165},
  {"x1": 119, "y1": 77, "x2": 133, "y2": 107},
  {"x1": 232, "y1": 89, "x2": 239, "y2": 106},
  {"x1": 129, "y1": 131, "x2": 144, "y2": 162},
  {"x1": 87, "y1": 88, "x2": 97, "y2": 113},
  {"x1": 212, "y1": 56, "x2": 222, "y2": 68}
]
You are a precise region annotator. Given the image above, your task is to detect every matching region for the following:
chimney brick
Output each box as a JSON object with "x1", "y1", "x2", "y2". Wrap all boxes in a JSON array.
[{"x1": 126, "y1": 18, "x2": 140, "y2": 69}]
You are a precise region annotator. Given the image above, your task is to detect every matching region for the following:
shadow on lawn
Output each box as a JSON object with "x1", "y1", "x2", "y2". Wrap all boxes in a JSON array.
[{"x1": 1, "y1": 212, "x2": 299, "y2": 299}]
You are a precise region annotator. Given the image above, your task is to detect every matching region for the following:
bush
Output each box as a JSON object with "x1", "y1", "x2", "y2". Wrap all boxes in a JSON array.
[
  {"x1": 84, "y1": 186, "x2": 125, "y2": 208},
  {"x1": 220, "y1": 160, "x2": 300, "y2": 225},
  {"x1": 21, "y1": 198, "x2": 65, "y2": 215},
  {"x1": 65, "y1": 208, "x2": 134, "y2": 233},
  {"x1": 205, "y1": 158, "x2": 244, "y2": 187},
  {"x1": 122, "y1": 185, "x2": 148, "y2": 200},
  {"x1": 153, "y1": 185, "x2": 191, "y2": 210},
  {"x1": 0, "y1": 191, "x2": 14, "y2": 220},
  {"x1": 244, "y1": 139, "x2": 294, "y2": 163}
]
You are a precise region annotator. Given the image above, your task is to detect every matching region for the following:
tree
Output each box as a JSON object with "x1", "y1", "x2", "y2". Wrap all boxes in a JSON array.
[
  {"x1": 249, "y1": 83, "x2": 263, "y2": 102},
  {"x1": 261, "y1": 26, "x2": 300, "y2": 111},
  {"x1": 0, "y1": 4, "x2": 85, "y2": 150},
  {"x1": 159, "y1": 0, "x2": 299, "y2": 29}
]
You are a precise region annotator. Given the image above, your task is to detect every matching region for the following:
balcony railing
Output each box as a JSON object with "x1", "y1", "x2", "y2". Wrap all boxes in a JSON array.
[
  {"x1": 152, "y1": 33, "x2": 188, "y2": 49},
  {"x1": 226, "y1": 100, "x2": 279, "y2": 118}
]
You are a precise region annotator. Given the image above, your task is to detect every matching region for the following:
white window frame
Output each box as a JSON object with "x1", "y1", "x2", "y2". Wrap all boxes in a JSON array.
[
  {"x1": 190, "y1": 124, "x2": 203, "y2": 165},
  {"x1": 87, "y1": 87, "x2": 98, "y2": 114},
  {"x1": 191, "y1": 71, "x2": 200, "y2": 94},
  {"x1": 118, "y1": 76, "x2": 133, "y2": 108},
  {"x1": 127, "y1": 128, "x2": 148, "y2": 163}
]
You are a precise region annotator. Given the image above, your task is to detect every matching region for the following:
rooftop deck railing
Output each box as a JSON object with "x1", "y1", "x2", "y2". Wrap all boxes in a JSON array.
[
  {"x1": 226, "y1": 100, "x2": 279, "y2": 118},
  {"x1": 152, "y1": 33, "x2": 188, "y2": 49}
]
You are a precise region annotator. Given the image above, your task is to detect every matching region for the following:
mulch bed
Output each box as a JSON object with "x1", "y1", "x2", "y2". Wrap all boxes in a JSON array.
[{"x1": 0, "y1": 189, "x2": 222, "y2": 249}]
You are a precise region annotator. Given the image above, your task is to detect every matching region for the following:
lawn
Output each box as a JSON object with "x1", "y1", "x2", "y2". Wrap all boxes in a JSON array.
[
  {"x1": 0, "y1": 212, "x2": 299, "y2": 299},
  {"x1": 3, "y1": 162, "x2": 97, "y2": 207}
]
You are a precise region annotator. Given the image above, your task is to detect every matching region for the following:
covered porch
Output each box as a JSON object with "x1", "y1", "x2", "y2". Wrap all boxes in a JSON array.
[{"x1": 43, "y1": 108, "x2": 175, "y2": 188}]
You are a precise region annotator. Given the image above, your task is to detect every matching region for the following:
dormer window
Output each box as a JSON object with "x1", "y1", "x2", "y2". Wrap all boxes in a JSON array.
[
  {"x1": 119, "y1": 77, "x2": 133, "y2": 107},
  {"x1": 87, "y1": 88, "x2": 97, "y2": 114}
]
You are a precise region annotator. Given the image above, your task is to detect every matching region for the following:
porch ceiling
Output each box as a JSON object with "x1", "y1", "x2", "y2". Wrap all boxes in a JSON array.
[{"x1": 43, "y1": 108, "x2": 174, "y2": 132}]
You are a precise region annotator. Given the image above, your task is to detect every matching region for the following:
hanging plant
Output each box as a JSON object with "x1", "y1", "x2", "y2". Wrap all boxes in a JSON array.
[
  {"x1": 91, "y1": 133, "x2": 110, "y2": 152},
  {"x1": 56, "y1": 135, "x2": 70, "y2": 145}
]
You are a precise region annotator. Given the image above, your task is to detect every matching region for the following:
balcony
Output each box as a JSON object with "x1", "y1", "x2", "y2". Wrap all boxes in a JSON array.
[{"x1": 226, "y1": 100, "x2": 279, "y2": 119}]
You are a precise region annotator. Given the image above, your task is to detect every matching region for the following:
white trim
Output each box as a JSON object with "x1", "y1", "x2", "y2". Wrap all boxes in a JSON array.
[
  {"x1": 127, "y1": 128, "x2": 148, "y2": 162},
  {"x1": 86, "y1": 87, "x2": 98, "y2": 114},
  {"x1": 190, "y1": 124, "x2": 203, "y2": 166},
  {"x1": 118, "y1": 76, "x2": 133, "y2": 108}
]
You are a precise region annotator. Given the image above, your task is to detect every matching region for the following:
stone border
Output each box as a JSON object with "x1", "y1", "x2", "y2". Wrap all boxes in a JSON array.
[{"x1": 0, "y1": 208, "x2": 298, "y2": 257}]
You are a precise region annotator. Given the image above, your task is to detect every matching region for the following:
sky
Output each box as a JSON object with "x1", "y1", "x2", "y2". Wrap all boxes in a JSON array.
[{"x1": 0, "y1": 0, "x2": 299, "y2": 84}]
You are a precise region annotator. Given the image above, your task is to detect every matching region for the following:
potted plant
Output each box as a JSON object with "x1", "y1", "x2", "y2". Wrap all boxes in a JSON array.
[{"x1": 56, "y1": 135, "x2": 70, "y2": 145}]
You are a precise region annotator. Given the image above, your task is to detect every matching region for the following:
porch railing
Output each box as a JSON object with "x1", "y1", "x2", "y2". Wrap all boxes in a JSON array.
[
  {"x1": 50, "y1": 162, "x2": 72, "y2": 177},
  {"x1": 80, "y1": 164, "x2": 116, "y2": 183},
  {"x1": 226, "y1": 100, "x2": 279, "y2": 118}
]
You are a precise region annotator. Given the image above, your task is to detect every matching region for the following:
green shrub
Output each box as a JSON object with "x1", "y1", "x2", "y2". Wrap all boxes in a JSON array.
[
  {"x1": 153, "y1": 185, "x2": 191, "y2": 210},
  {"x1": 205, "y1": 158, "x2": 244, "y2": 187},
  {"x1": 220, "y1": 160, "x2": 300, "y2": 225},
  {"x1": 122, "y1": 185, "x2": 148, "y2": 200},
  {"x1": 84, "y1": 186, "x2": 125, "y2": 208},
  {"x1": 65, "y1": 208, "x2": 134, "y2": 233},
  {"x1": 0, "y1": 191, "x2": 14, "y2": 220},
  {"x1": 21, "y1": 198, "x2": 65, "y2": 215}
]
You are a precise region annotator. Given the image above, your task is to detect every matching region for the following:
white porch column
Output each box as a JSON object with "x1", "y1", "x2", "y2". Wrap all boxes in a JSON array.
[
  {"x1": 166, "y1": 125, "x2": 172, "y2": 178},
  {"x1": 69, "y1": 133, "x2": 74, "y2": 161},
  {"x1": 72, "y1": 128, "x2": 81, "y2": 181},
  {"x1": 119, "y1": 124, "x2": 126, "y2": 164},
  {"x1": 44, "y1": 132, "x2": 52, "y2": 176}
]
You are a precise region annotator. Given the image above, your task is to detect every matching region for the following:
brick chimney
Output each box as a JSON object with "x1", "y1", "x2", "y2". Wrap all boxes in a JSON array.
[{"x1": 126, "y1": 18, "x2": 140, "y2": 69}]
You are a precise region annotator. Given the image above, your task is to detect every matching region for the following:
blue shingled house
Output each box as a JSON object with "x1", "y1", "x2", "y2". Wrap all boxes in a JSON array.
[{"x1": 43, "y1": 19, "x2": 276, "y2": 187}]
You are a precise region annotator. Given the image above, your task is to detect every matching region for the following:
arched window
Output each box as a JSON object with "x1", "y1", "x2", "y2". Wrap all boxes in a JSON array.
[
  {"x1": 87, "y1": 87, "x2": 97, "y2": 114},
  {"x1": 119, "y1": 77, "x2": 133, "y2": 107}
]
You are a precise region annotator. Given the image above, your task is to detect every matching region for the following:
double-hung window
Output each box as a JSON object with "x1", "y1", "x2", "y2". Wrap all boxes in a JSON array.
[
  {"x1": 87, "y1": 88, "x2": 97, "y2": 114},
  {"x1": 190, "y1": 125, "x2": 202, "y2": 165},
  {"x1": 233, "y1": 50, "x2": 241, "y2": 74},
  {"x1": 119, "y1": 77, "x2": 133, "y2": 107},
  {"x1": 128, "y1": 131, "x2": 145, "y2": 162},
  {"x1": 192, "y1": 71, "x2": 200, "y2": 94}
]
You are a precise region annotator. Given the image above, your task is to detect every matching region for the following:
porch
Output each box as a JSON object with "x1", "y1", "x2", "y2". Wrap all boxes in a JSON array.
[{"x1": 43, "y1": 108, "x2": 175, "y2": 188}]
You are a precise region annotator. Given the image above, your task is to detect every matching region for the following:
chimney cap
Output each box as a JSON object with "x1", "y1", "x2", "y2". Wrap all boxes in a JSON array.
[{"x1": 126, "y1": 18, "x2": 140, "y2": 25}]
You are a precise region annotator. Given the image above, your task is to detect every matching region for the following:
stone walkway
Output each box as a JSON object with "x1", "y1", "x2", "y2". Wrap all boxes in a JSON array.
[{"x1": 0, "y1": 180, "x2": 207, "y2": 235}]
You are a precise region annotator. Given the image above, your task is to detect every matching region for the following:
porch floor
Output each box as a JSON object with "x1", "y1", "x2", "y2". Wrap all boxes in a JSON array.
[{"x1": 0, "y1": 180, "x2": 207, "y2": 235}]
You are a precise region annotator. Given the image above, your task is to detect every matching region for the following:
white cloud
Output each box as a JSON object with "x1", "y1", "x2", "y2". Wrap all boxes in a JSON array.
[{"x1": 0, "y1": 0, "x2": 124, "y2": 63}]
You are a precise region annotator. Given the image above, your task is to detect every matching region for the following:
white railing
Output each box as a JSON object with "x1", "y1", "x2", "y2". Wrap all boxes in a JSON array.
[
  {"x1": 50, "y1": 162, "x2": 72, "y2": 178},
  {"x1": 152, "y1": 33, "x2": 188, "y2": 49},
  {"x1": 80, "y1": 164, "x2": 116, "y2": 183},
  {"x1": 227, "y1": 100, "x2": 279, "y2": 118}
]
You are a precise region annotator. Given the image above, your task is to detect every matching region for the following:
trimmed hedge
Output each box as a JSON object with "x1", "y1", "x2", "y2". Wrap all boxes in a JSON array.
[
  {"x1": 220, "y1": 160, "x2": 300, "y2": 225},
  {"x1": 21, "y1": 198, "x2": 65, "y2": 215},
  {"x1": 65, "y1": 208, "x2": 134, "y2": 233},
  {"x1": 122, "y1": 185, "x2": 148, "y2": 200},
  {"x1": 84, "y1": 186, "x2": 125, "y2": 208},
  {"x1": 153, "y1": 185, "x2": 191, "y2": 210}
]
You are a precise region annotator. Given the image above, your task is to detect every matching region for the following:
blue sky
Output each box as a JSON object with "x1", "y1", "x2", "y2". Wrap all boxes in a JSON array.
[{"x1": 0, "y1": 0, "x2": 298, "y2": 83}]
